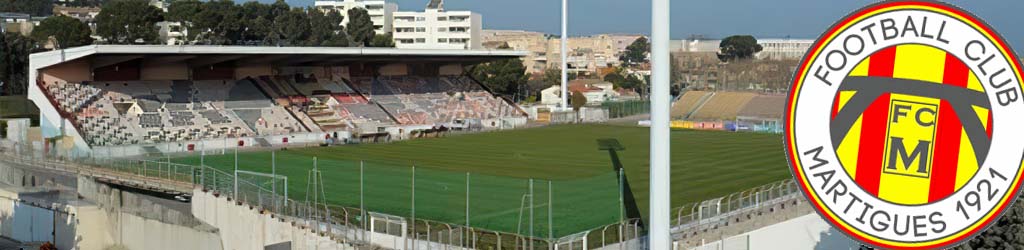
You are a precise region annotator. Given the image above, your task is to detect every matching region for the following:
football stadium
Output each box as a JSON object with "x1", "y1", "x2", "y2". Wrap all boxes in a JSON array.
[{"x1": 14, "y1": 45, "x2": 795, "y2": 249}]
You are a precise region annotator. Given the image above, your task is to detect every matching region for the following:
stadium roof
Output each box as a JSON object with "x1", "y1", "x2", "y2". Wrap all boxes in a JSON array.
[{"x1": 30, "y1": 45, "x2": 530, "y2": 70}]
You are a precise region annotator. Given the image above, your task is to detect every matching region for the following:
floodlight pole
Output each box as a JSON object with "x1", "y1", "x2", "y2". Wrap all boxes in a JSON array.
[
  {"x1": 560, "y1": 0, "x2": 569, "y2": 110},
  {"x1": 649, "y1": 0, "x2": 672, "y2": 248}
]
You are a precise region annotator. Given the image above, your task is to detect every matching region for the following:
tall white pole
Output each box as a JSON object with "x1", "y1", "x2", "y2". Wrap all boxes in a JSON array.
[
  {"x1": 560, "y1": 0, "x2": 569, "y2": 110},
  {"x1": 649, "y1": 0, "x2": 671, "y2": 248}
]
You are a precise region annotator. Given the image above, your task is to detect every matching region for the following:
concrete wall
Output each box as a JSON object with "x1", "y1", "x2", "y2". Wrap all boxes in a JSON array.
[
  {"x1": 141, "y1": 61, "x2": 189, "y2": 80},
  {"x1": 380, "y1": 63, "x2": 409, "y2": 76},
  {"x1": 686, "y1": 214, "x2": 859, "y2": 250},
  {"x1": 110, "y1": 211, "x2": 222, "y2": 250},
  {"x1": 192, "y1": 189, "x2": 357, "y2": 250},
  {"x1": 39, "y1": 59, "x2": 92, "y2": 84},
  {"x1": 439, "y1": 64, "x2": 463, "y2": 76},
  {"x1": 236, "y1": 64, "x2": 274, "y2": 80}
]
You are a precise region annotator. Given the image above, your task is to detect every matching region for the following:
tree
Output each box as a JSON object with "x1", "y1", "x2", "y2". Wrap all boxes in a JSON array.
[
  {"x1": 346, "y1": 7, "x2": 375, "y2": 46},
  {"x1": 370, "y1": 33, "x2": 395, "y2": 47},
  {"x1": 190, "y1": 0, "x2": 244, "y2": 45},
  {"x1": 31, "y1": 16, "x2": 94, "y2": 49},
  {"x1": 620, "y1": 74, "x2": 645, "y2": 92},
  {"x1": 718, "y1": 35, "x2": 763, "y2": 62},
  {"x1": 603, "y1": 71, "x2": 627, "y2": 88},
  {"x1": 307, "y1": 8, "x2": 346, "y2": 46},
  {"x1": 620, "y1": 36, "x2": 649, "y2": 66},
  {"x1": 166, "y1": 0, "x2": 202, "y2": 41},
  {"x1": 0, "y1": 33, "x2": 36, "y2": 96},
  {"x1": 239, "y1": 1, "x2": 280, "y2": 43},
  {"x1": 96, "y1": 0, "x2": 164, "y2": 44},
  {"x1": 542, "y1": 68, "x2": 577, "y2": 89},
  {"x1": 570, "y1": 90, "x2": 587, "y2": 122},
  {"x1": 0, "y1": 0, "x2": 53, "y2": 16},
  {"x1": 602, "y1": 67, "x2": 644, "y2": 92},
  {"x1": 470, "y1": 58, "x2": 529, "y2": 100},
  {"x1": 952, "y1": 201, "x2": 1024, "y2": 250},
  {"x1": 166, "y1": 0, "x2": 202, "y2": 23},
  {"x1": 267, "y1": 8, "x2": 311, "y2": 46}
]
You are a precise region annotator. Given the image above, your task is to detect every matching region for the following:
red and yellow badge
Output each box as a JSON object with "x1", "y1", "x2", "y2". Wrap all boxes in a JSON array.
[{"x1": 785, "y1": 1, "x2": 1024, "y2": 249}]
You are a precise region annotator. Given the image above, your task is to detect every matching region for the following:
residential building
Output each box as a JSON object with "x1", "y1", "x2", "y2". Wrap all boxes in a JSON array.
[
  {"x1": 392, "y1": 0, "x2": 481, "y2": 50},
  {"x1": 756, "y1": 39, "x2": 814, "y2": 60},
  {"x1": 670, "y1": 38, "x2": 812, "y2": 60},
  {"x1": 52, "y1": 6, "x2": 101, "y2": 22},
  {"x1": 157, "y1": 21, "x2": 188, "y2": 45},
  {"x1": 482, "y1": 30, "x2": 549, "y2": 72},
  {"x1": 545, "y1": 34, "x2": 643, "y2": 75},
  {"x1": 671, "y1": 39, "x2": 721, "y2": 53},
  {"x1": 541, "y1": 79, "x2": 632, "y2": 106},
  {"x1": 145, "y1": 0, "x2": 187, "y2": 45},
  {"x1": 0, "y1": 12, "x2": 39, "y2": 35},
  {"x1": 315, "y1": 0, "x2": 398, "y2": 35}
]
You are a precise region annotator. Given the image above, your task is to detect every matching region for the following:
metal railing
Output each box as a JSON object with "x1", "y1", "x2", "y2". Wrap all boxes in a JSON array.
[
  {"x1": 0, "y1": 142, "x2": 655, "y2": 250},
  {"x1": 670, "y1": 179, "x2": 801, "y2": 236}
]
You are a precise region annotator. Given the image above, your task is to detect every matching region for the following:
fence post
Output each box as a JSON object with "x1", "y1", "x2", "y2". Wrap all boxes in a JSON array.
[
  {"x1": 234, "y1": 145, "x2": 238, "y2": 198},
  {"x1": 361, "y1": 161, "x2": 366, "y2": 242},
  {"x1": 411, "y1": 166, "x2": 416, "y2": 250},
  {"x1": 272, "y1": 150, "x2": 277, "y2": 211},
  {"x1": 529, "y1": 178, "x2": 534, "y2": 250},
  {"x1": 549, "y1": 180, "x2": 554, "y2": 250},
  {"x1": 465, "y1": 172, "x2": 470, "y2": 248}
]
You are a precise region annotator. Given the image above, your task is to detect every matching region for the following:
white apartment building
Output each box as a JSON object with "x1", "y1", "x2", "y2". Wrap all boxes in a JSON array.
[
  {"x1": 670, "y1": 38, "x2": 813, "y2": 60},
  {"x1": 671, "y1": 39, "x2": 721, "y2": 53},
  {"x1": 315, "y1": 0, "x2": 398, "y2": 34},
  {"x1": 392, "y1": 0, "x2": 482, "y2": 50},
  {"x1": 756, "y1": 39, "x2": 814, "y2": 60}
]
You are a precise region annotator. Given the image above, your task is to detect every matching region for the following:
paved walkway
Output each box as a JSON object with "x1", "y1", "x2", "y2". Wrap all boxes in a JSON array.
[{"x1": 0, "y1": 153, "x2": 194, "y2": 194}]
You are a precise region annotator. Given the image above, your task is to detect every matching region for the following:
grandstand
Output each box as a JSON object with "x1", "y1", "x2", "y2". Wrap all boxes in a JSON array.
[
  {"x1": 27, "y1": 45, "x2": 528, "y2": 155},
  {"x1": 670, "y1": 90, "x2": 786, "y2": 132}
]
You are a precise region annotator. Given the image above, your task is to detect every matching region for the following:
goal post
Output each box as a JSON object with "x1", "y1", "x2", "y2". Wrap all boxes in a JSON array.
[{"x1": 235, "y1": 170, "x2": 289, "y2": 209}]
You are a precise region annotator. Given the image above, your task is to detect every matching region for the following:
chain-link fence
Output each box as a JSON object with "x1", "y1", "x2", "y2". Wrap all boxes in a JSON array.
[
  {"x1": 0, "y1": 140, "x2": 648, "y2": 250},
  {"x1": 602, "y1": 100, "x2": 650, "y2": 119}
]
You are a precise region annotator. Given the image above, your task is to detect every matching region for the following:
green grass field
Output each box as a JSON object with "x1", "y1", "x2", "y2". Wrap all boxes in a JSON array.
[{"x1": 171, "y1": 124, "x2": 790, "y2": 238}]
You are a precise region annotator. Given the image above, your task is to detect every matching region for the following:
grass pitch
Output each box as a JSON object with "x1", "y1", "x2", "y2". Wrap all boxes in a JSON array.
[{"x1": 172, "y1": 124, "x2": 789, "y2": 237}]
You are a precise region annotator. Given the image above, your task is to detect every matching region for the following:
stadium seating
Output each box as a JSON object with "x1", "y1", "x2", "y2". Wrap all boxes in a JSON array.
[
  {"x1": 689, "y1": 92, "x2": 756, "y2": 120},
  {"x1": 43, "y1": 72, "x2": 525, "y2": 147},
  {"x1": 670, "y1": 91, "x2": 709, "y2": 119},
  {"x1": 351, "y1": 76, "x2": 522, "y2": 125},
  {"x1": 738, "y1": 95, "x2": 786, "y2": 119},
  {"x1": 671, "y1": 91, "x2": 784, "y2": 122},
  {"x1": 43, "y1": 79, "x2": 308, "y2": 146}
]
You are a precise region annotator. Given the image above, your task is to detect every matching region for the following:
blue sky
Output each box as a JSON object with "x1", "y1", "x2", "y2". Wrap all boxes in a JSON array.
[{"x1": 251, "y1": 0, "x2": 1024, "y2": 49}]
